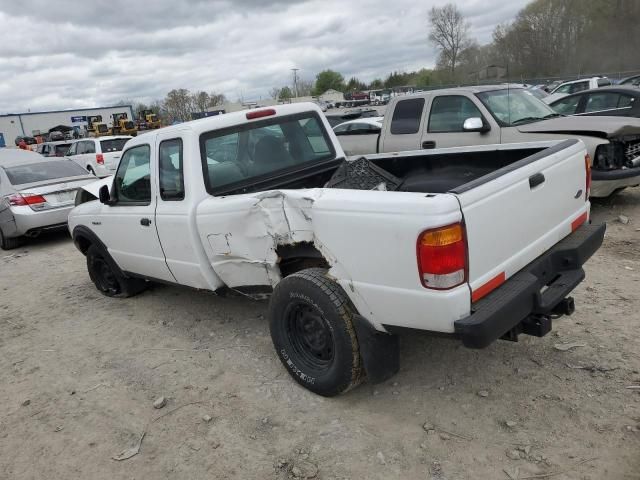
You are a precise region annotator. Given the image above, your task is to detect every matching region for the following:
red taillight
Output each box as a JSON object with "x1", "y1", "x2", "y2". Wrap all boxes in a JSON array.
[
  {"x1": 8, "y1": 193, "x2": 46, "y2": 206},
  {"x1": 584, "y1": 154, "x2": 591, "y2": 200},
  {"x1": 246, "y1": 108, "x2": 276, "y2": 120},
  {"x1": 417, "y1": 223, "x2": 467, "y2": 290},
  {"x1": 96, "y1": 153, "x2": 104, "y2": 165}
]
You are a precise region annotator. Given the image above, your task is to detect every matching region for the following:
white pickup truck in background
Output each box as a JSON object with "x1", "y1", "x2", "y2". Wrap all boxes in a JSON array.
[
  {"x1": 336, "y1": 85, "x2": 640, "y2": 197},
  {"x1": 69, "y1": 103, "x2": 604, "y2": 396}
]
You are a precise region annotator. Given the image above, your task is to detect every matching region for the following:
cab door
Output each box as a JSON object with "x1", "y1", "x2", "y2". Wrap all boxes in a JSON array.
[
  {"x1": 421, "y1": 94, "x2": 500, "y2": 149},
  {"x1": 94, "y1": 141, "x2": 175, "y2": 282},
  {"x1": 153, "y1": 131, "x2": 211, "y2": 289},
  {"x1": 379, "y1": 97, "x2": 428, "y2": 153}
]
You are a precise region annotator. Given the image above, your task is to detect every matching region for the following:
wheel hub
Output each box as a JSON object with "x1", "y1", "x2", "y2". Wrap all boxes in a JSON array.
[{"x1": 286, "y1": 302, "x2": 334, "y2": 370}]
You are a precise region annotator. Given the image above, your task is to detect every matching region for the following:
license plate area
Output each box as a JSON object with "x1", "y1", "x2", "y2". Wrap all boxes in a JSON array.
[{"x1": 44, "y1": 190, "x2": 77, "y2": 206}]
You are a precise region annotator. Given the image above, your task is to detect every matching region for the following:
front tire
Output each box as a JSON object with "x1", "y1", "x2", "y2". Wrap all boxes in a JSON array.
[
  {"x1": 268, "y1": 268, "x2": 362, "y2": 397},
  {"x1": 86, "y1": 245, "x2": 147, "y2": 297}
]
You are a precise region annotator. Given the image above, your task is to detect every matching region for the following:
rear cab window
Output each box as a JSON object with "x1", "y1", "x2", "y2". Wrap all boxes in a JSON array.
[
  {"x1": 4, "y1": 161, "x2": 88, "y2": 185},
  {"x1": 390, "y1": 98, "x2": 425, "y2": 134},
  {"x1": 200, "y1": 113, "x2": 335, "y2": 195},
  {"x1": 100, "y1": 138, "x2": 129, "y2": 153},
  {"x1": 159, "y1": 139, "x2": 184, "y2": 201}
]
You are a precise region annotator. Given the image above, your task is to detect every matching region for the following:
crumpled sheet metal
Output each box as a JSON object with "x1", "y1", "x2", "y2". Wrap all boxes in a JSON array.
[{"x1": 206, "y1": 190, "x2": 326, "y2": 289}]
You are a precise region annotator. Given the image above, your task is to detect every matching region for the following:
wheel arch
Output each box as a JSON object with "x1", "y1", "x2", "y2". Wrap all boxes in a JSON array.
[{"x1": 276, "y1": 242, "x2": 330, "y2": 278}]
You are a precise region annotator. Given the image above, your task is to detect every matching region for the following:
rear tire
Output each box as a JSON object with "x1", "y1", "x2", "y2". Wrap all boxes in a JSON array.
[
  {"x1": 86, "y1": 245, "x2": 147, "y2": 298},
  {"x1": 0, "y1": 229, "x2": 24, "y2": 250},
  {"x1": 268, "y1": 268, "x2": 362, "y2": 397}
]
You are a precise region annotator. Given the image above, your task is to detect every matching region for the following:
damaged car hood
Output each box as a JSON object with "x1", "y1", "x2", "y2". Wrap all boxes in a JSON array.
[
  {"x1": 80, "y1": 176, "x2": 113, "y2": 197},
  {"x1": 517, "y1": 116, "x2": 640, "y2": 139}
]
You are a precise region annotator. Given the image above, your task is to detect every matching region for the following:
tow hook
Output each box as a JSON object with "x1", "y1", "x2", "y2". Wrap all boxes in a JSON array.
[{"x1": 553, "y1": 297, "x2": 575, "y2": 316}]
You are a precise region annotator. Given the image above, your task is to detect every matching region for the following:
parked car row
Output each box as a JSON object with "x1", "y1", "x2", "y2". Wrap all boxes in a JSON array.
[{"x1": 0, "y1": 149, "x2": 95, "y2": 249}]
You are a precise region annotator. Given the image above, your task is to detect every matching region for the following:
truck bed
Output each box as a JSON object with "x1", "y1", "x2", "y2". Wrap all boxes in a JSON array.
[{"x1": 215, "y1": 141, "x2": 558, "y2": 196}]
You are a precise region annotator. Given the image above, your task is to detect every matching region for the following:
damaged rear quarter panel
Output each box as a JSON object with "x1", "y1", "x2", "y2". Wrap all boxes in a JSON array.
[
  {"x1": 196, "y1": 187, "x2": 466, "y2": 330},
  {"x1": 197, "y1": 189, "x2": 318, "y2": 288}
]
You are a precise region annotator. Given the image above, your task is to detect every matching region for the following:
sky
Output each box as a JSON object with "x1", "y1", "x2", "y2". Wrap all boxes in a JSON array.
[{"x1": 0, "y1": 0, "x2": 529, "y2": 114}]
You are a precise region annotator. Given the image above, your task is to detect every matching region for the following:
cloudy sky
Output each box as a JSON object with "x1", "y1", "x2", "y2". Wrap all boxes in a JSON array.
[{"x1": 0, "y1": 0, "x2": 529, "y2": 114}]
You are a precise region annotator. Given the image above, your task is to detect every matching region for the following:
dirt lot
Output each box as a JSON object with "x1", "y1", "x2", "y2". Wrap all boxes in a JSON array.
[{"x1": 1, "y1": 190, "x2": 639, "y2": 480}]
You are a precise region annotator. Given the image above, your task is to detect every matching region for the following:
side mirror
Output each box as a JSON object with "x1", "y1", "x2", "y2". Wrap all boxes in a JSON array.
[
  {"x1": 463, "y1": 117, "x2": 490, "y2": 133},
  {"x1": 98, "y1": 185, "x2": 111, "y2": 205}
]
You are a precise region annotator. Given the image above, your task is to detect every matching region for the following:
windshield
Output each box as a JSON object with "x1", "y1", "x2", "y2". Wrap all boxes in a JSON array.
[
  {"x1": 55, "y1": 144, "x2": 71, "y2": 156},
  {"x1": 100, "y1": 138, "x2": 129, "y2": 152},
  {"x1": 476, "y1": 89, "x2": 558, "y2": 126},
  {"x1": 4, "y1": 161, "x2": 88, "y2": 185}
]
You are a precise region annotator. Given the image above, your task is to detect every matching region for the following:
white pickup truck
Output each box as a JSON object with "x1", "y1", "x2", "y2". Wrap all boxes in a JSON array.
[{"x1": 69, "y1": 103, "x2": 604, "y2": 396}]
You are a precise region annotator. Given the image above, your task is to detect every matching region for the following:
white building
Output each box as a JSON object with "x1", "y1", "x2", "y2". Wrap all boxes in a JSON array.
[{"x1": 0, "y1": 105, "x2": 133, "y2": 145}]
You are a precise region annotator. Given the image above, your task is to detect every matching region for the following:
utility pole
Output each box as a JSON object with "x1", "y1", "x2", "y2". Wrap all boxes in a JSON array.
[{"x1": 291, "y1": 68, "x2": 299, "y2": 98}]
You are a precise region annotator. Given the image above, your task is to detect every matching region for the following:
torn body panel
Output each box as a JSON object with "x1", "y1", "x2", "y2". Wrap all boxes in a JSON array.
[
  {"x1": 198, "y1": 189, "x2": 319, "y2": 289},
  {"x1": 196, "y1": 187, "x2": 466, "y2": 331}
]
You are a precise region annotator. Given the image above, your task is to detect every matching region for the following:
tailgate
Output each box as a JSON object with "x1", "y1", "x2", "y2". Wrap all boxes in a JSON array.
[
  {"x1": 452, "y1": 140, "x2": 590, "y2": 301},
  {"x1": 104, "y1": 152, "x2": 121, "y2": 171}
]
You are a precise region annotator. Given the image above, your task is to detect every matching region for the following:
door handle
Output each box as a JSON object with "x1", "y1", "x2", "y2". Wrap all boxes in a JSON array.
[
  {"x1": 422, "y1": 140, "x2": 436, "y2": 149},
  {"x1": 140, "y1": 218, "x2": 152, "y2": 226},
  {"x1": 529, "y1": 173, "x2": 545, "y2": 189}
]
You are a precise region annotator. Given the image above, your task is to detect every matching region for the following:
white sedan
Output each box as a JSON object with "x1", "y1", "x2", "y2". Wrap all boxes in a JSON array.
[{"x1": 333, "y1": 117, "x2": 383, "y2": 156}]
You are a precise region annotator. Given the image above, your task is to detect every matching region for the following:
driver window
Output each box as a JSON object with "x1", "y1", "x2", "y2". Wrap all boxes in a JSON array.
[
  {"x1": 113, "y1": 145, "x2": 151, "y2": 205},
  {"x1": 428, "y1": 96, "x2": 483, "y2": 133}
]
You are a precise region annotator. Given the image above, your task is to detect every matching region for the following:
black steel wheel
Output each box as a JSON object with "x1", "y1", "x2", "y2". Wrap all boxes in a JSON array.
[
  {"x1": 86, "y1": 245, "x2": 147, "y2": 298},
  {"x1": 285, "y1": 301, "x2": 335, "y2": 370},
  {"x1": 269, "y1": 268, "x2": 362, "y2": 396}
]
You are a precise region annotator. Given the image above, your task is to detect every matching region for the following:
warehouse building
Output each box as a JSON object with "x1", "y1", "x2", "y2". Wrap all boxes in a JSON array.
[{"x1": 0, "y1": 105, "x2": 133, "y2": 146}]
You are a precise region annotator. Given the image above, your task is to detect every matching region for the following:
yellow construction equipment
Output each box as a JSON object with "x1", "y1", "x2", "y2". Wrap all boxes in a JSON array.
[
  {"x1": 87, "y1": 115, "x2": 110, "y2": 137},
  {"x1": 137, "y1": 109, "x2": 162, "y2": 131},
  {"x1": 110, "y1": 113, "x2": 138, "y2": 137}
]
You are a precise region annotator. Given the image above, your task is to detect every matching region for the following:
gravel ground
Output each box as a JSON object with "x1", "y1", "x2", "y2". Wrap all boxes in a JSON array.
[{"x1": 1, "y1": 189, "x2": 639, "y2": 480}]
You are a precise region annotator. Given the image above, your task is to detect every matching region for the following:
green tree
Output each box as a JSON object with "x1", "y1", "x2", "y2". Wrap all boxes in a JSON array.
[
  {"x1": 313, "y1": 70, "x2": 345, "y2": 96},
  {"x1": 279, "y1": 86, "x2": 293, "y2": 102},
  {"x1": 368, "y1": 78, "x2": 384, "y2": 89},
  {"x1": 413, "y1": 68, "x2": 433, "y2": 87},
  {"x1": 345, "y1": 77, "x2": 367, "y2": 92}
]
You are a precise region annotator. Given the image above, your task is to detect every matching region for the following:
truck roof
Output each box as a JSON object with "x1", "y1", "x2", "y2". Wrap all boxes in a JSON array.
[
  {"x1": 133, "y1": 102, "x2": 325, "y2": 142},
  {"x1": 401, "y1": 85, "x2": 526, "y2": 97}
]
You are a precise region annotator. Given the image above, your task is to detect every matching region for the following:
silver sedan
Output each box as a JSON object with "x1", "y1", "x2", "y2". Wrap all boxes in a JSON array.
[{"x1": 0, "y1": 149, "x2": 95, "y2": 250}]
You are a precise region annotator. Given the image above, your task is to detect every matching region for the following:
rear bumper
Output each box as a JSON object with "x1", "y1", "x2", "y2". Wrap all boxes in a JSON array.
[
  {"x1": 591, "y1": 167, "x2": 640, "y2": 197},
  {"x1": 454, "y1": 223, "x2": 606, "y2": 349},
  {"x1": 5, "y1": 205, "x2": 74, "y2": 237}
]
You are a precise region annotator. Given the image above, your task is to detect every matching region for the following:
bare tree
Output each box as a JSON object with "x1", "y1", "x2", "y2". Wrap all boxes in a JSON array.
[
  {"x1": 269, "y1": 87, "x2": 281, "y2": 100},
  {"x1": 296, "y1": 79, "x2": 314, "y2": 97},
  {"x1": 164, "y1": 89, "x2": 194, "y2": 122},
  {"x1": 428, "y1": 3, "x2": 470, "y2": 77},
  {"x1": 192, "y1": 91, "x2": 210, "y2": 113},
  {"x1": 208, "y1": 92, "x2": 227, "y2": 107}
]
